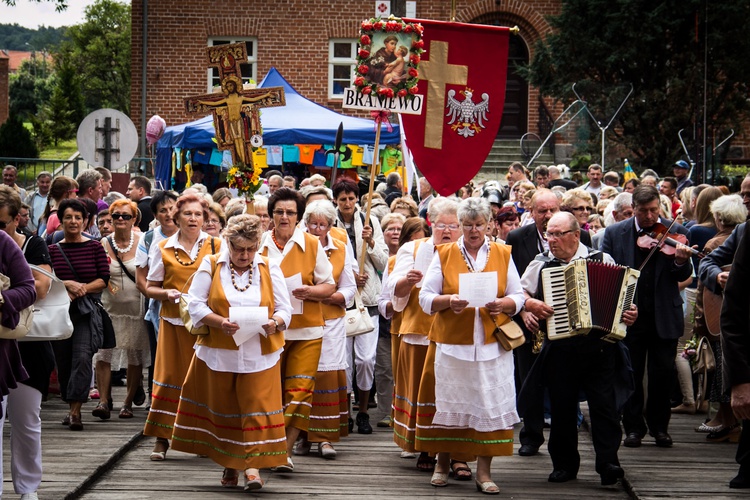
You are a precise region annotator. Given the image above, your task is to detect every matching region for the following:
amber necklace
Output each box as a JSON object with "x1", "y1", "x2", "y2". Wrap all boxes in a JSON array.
[
  {"x1": 230, "y1": 262, "x2": 252, "y2": 292},
  {"x1": 459, "y1": 237, "x2": 489, "y2": 273},
  {"x1": 271, "y1": 230, "x2": 286, "y2": 251}
]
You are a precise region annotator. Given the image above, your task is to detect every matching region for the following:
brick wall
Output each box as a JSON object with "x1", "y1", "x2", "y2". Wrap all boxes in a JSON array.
[
  {"x1": 130, "y1": 0, "x2": 559, "y2": 151},
  {"x1": 0, "y1": 54, "x2": 8, "y2": 126}
]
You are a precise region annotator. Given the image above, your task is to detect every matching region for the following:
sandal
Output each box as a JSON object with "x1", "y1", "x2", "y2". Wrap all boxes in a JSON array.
[
  {"x1": 476, "y1": 479, "x2": 500, "y2": 495},
  {"x1": 416, "y1": 451, "x2": 436, "y2": 472},
  {"x1": 92, "y1": 402, "x2": 111, "y2": 420},
  {"x1": 695, "y1": 421, "x2": 723, "y2": 433},
  {"x1": 221, "y1": 468, "x2": 239, "y2": 488},
  {"x1": 118, "y1": 406, "x2": 134, "y2": 419},
  {"x1": 244, "y1": 469, "x2": 264, "y2": 491},
  {"x1": 150, "y1": 438, "x2": 169, "y2": 461},
  {"x1": 450, "y1": 460, "x2": 473, "y2": 481},
  {"x1": 430, "y1": 471, "x2": 449, "y2": 487},
  {"x1": 319, "y1": 442, "x2": 337, "y2": 459}
]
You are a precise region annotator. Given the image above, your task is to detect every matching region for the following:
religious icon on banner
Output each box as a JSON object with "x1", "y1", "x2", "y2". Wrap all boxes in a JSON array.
[
  {"x1": 399, "y1": 19, "x2": 513, "y2": 196},
  {"x1": 355, "y1": 17, "x2": 424, "y2": 99}
]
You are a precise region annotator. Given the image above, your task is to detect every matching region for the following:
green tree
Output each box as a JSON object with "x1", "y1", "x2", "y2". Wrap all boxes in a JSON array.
[
  {"x1": 9, "y1": 58, "x2": 54, "y2": 119},
  {"x1": 56, "y1": 0, "x2": 131, "y2": 114},
  {"x1": 2, "y1": 0, "x2": 67, "y2": 12},
  {"x1": 43, "y1": 49, "x2": 85, "y2": 145},
  {"x1": 523, "y1": 0, "x2": 750, "y2": 173},
  {"x1": 0, "y1": 113, "x2": 39, "y2": 158}
]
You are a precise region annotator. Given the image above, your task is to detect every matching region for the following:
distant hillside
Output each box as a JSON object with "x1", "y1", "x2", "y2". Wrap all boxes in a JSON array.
[{"x1": 0, "y1": 24, "x2": 67, "y2": 52}]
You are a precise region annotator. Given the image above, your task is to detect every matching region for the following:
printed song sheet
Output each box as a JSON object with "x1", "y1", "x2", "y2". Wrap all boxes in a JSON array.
[
  {"x1": 230, "y1": 306, "x2": 269, "y2": 346},
  {"x1": 458, "y1": 271, "x2": 498, "y2": 308},
  {"x1": 285, "y1": 273, "x2": 304, "y2": 315},
  {"x1": 413, "y1": 244, "x2": 433, "y2": 288}
]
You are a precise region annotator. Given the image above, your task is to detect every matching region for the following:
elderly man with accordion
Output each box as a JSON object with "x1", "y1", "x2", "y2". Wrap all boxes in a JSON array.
[{"x1": 517, "y1": 211, "x2": 638, "y2": 487}]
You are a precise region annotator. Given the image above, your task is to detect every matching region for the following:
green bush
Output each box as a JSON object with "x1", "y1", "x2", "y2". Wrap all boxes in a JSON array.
[{"x1": 0, "y1": 113, "x2": 39, "y2": 159}]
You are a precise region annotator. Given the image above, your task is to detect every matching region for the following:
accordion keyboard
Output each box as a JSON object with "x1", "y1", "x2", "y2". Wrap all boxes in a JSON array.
[{"x1": 540, "y1": 266, "x2": 573, "y2": 340}]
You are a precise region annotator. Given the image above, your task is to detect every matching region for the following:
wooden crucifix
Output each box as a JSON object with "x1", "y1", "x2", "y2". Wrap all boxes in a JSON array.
[{"x1": 184, "y1": 42, "x2": 285, "y2": 166}]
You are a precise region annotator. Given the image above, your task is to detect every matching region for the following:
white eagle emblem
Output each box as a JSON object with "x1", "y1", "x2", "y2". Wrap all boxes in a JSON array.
[{"x1": 445, "y1": 88, "x2": 490, "y2": 138}]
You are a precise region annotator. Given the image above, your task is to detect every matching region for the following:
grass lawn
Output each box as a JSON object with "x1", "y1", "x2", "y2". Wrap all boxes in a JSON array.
[{"x1": 39, "y1": 138, "x2": 79, "y2": 160}]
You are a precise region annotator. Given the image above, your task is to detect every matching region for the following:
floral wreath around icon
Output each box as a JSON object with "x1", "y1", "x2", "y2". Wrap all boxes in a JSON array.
[{"x1": 354, "y1": 16, "x2": 424, "y2": 100}]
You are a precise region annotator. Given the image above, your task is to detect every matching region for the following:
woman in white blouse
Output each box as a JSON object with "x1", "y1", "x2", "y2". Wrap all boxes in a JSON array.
[
  {"x1": 172, "y1": 214, "x2": 292, "y2": 491},
  {"x1": 417, "y1": 197, "x2": 525, "y2": 495}
]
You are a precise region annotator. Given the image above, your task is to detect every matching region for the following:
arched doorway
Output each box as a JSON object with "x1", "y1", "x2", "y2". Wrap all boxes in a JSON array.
[{"x1": 497, "y1": 35, "x2": 529, "y2": 138}]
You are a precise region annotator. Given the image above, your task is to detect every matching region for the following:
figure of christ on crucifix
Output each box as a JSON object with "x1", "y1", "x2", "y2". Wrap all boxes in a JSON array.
[{"x1": 184, "y1": 76, "x2": 285, "y2": 165}]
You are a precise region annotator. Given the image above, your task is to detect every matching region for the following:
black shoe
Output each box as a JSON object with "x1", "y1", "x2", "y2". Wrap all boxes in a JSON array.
[
  {"x1": 356, "y1": 412, "x2": 372, "y2": 434},
  {"x1": 348, "y1": 417, "x2": 354, "y2": 433},
  {"x1": 599, "y1": 464, "x2": 625, "y2": 486},
  {"x1": 730, "y1": 472, "x2": 750, "y2": 489},
  {"x1": 623, "y1": 432, "x2": 642, "y2": 448},
  {"x1": 134, "y1": 385, "x2": 147, "y2": 407},
  {"x1": 548, "y1": 469, "x2": 577, "y2": 483},
  {"x1": 518, "y1": 444, "x2": 539, "y2": 456},
  {"x1": 653, "y1": 431, "x2": 673, "y2": 447}
]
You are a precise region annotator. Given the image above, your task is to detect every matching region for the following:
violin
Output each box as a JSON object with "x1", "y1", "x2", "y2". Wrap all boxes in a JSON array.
[{"x1": 636, "y1": 222, "x2": 705, "y2": 259}]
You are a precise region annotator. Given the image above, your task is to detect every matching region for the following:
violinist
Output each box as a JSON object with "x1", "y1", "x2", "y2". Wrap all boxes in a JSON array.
[{"x1": 600, "y1": 185, "x2": 693, "y2": 449}]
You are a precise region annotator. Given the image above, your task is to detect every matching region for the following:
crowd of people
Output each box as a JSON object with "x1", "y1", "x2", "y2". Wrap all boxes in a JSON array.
[{"x1": 1, "y1": 158, "x2": 750, "y2": 498}]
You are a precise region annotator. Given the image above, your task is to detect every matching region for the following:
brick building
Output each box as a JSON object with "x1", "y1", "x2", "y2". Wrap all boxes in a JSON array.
[{"x1": 129, "y1": 0, "x2": 562, "y2": 169}]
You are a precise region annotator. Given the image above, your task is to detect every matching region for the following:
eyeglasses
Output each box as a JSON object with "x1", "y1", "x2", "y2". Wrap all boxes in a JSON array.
[
  {"x1": 433, "y1": 223, "x2": 459, "y2": 231},
  {"x1": 230, "y1": 242, "x2": 259, "y2": 255},
  {"x1": 545, "y1": 230, "x2": 574, "y2": 239},
  {"x1": 111, "y1": 213, "x2": 133, "y2": 221},
  {"x1": 273, "y1": 210, "x2": 298, "y2": 218},
  {"x1": 570, "y1": 206, "x2": 592, "y2": 212},
  {"x1": 307, "y1": 223, "x2": 329, "y2": 230},
  {"x1": 462, "y1": 224, "x2": 487, "y2": 232},
  {"x1": 205, "y1": 219, "x2": 220, "y2": 225},
  {"x1": 384, "y1": 226, "x2": 402, "y2": 233}
]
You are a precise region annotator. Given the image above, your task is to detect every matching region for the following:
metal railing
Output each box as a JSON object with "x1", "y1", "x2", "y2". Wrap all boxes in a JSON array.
[
  {"x1": 537, "y1": 96, "x2": 556, "y2": 157},
  {"x1": 0, "y1": 155, "x2": 156, "y2": 192}
]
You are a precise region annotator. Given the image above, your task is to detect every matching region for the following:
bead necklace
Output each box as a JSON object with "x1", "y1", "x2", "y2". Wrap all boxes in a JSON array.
[
  {"x1": 459, "y1": 237, "x2": 489, "y2": 273},
  {"x1": 112, "y1": 231, "x2": 135, "y2": 254},
  {"x1": 230, "y1": 262, "x2": 252, "y2": 292},
  {"x1": 173, "y1": 247, "x2": 197, "y2": 266},
  {"x1": 271, "y1": 230, "x2": 286, "y2": 251}
]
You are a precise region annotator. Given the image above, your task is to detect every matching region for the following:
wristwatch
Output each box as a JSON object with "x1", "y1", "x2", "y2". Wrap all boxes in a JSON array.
[{"x1": 271, "y1": 318, "x2": 279, "y2": 331}]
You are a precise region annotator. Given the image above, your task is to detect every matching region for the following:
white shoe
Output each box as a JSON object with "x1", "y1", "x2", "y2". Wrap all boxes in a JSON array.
[
  {"x1": 401, "y1": 450, "x2": 418, "y2": 459},
  {"x1": 319, "y1": 441, "x2": 337, "y2": 459},
  {"x1": 21, "y1": 493, "x2": 39, "y2": 500}
]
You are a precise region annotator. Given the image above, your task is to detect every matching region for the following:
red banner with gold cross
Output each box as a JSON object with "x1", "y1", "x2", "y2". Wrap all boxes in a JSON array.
[{"x1": 400, "y1": 19, "x2": 510, "y2": 196}]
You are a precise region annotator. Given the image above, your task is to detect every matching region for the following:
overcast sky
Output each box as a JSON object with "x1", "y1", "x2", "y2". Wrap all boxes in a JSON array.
[{"x1": 1, "y1": 0, "x2": 98, "y2": 29}]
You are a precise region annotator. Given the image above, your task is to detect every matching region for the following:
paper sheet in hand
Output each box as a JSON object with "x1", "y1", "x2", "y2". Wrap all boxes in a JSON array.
[
  {"x1": 285, "y1": 273, "x2": 304, "y2": 315},
  {"x1": 230, "y1": 306, "x2": 268, "y2": 346},
  {"x1": 413, "y1": 244, "x2": 434, "y2": 288},
  {"x1": 458, "y1": 271, "x2": 498, "y2": 308}
]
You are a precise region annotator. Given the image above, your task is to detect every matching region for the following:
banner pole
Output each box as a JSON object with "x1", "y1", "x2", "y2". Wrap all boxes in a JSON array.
[{"x1": 359, "y1": 120, "x2": 383, "y2": 274}]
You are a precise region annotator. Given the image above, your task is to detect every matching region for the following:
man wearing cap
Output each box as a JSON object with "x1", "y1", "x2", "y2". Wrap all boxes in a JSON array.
[{"x1": 673, "y1": 160, "x2": 693, "y2": 195}]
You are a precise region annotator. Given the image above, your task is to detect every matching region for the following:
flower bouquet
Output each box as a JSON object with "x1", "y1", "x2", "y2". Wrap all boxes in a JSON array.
[
  {"x1": 682, "y1": 335, "x2": 698, "y2": 366},
  {"x1": 227, "y1": 158, "x2": 263, "y2": 203}
]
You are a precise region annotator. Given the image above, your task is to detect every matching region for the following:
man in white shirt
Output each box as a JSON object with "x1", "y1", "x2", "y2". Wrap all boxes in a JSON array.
[
  {"x1": 581, "y1": 164, "x2": 603, "y2": 198},
  {"x1": 24, "y1": 170, "x2": 52, "y2": 234}
]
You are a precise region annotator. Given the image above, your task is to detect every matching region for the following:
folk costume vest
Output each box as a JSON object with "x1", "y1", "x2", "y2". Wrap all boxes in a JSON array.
[
  {"x1": 160, "y1": 236, "x2": 220, "y2": 319},
  {"x1": 320, "y1": 236, "x2": 347, "y2": 321},
  {"x1": 430, "y1": 241, "x2": 511, "y2": 345}
]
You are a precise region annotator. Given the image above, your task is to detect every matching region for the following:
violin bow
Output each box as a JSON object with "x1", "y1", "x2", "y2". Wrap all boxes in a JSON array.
[{"x1": 638, "y1": 217, "x2": 680, "y2": 271}]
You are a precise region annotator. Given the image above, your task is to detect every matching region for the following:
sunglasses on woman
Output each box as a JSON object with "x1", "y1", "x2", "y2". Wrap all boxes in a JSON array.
[{"x1": 111, "y1": 213, "x2": 134, "y2": 221}]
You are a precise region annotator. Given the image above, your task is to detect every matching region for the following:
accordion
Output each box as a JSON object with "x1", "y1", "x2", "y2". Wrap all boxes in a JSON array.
[{"x1": 540, "y1": 259, "x2": 640, "y2": 343}]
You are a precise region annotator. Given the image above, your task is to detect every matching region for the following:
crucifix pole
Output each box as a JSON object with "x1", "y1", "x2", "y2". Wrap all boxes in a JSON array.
[{"x1": 359, "y1": 121, "x2": 383, "y2": 274}]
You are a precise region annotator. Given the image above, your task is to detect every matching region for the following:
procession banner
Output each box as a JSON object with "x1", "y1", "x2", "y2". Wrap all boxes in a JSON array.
[{"x1": 400, "y1": 19, "x2": 510, "y2": 196}]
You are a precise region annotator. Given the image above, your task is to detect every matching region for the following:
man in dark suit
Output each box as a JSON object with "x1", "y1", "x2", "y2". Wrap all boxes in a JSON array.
[
  {"x1": 601, "y1": 185, "x2": 692, "y2": 448},
  {"x1": 721, "y1": 219, "x2": 750, "y2": 488},
  {"x1": 127, "y1": 176, "x2": 154, "y2": 232},
  {"x1": 507, "y1": 189, "x2": 560, "y2": 456}
]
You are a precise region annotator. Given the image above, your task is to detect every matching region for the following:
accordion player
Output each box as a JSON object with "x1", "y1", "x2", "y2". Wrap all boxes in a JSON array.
[{"x1": 541, "y1": 259, "x2": 640, "y2": 343}]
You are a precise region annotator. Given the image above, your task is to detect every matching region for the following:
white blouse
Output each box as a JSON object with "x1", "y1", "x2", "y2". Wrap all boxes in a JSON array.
[
  {"x1": 419, "y1": 236, "x2": 525, "y2": 362},
  {"x1": 188, "y1": 248, "x2": 292, "y2": 374}
]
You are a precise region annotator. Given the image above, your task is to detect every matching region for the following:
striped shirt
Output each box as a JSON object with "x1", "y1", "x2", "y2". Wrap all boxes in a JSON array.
[{"x1": 49, "y1": 240, "x2": 110, "y2": 286}]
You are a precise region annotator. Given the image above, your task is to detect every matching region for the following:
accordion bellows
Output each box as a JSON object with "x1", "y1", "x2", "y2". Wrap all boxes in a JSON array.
[{"x1": 541, "y1": 259, "x2": 640, "y2": 343}]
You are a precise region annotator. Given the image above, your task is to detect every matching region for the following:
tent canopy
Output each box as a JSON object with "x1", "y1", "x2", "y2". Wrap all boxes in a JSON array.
[{"x1": 156, "y1": 67, "x2": 400, "y2": 151}]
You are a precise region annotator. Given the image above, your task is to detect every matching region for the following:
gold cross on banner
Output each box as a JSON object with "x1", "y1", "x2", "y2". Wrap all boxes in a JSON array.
[{"x1": 418, "y1": 40, "x2": 468, "y2": 149}]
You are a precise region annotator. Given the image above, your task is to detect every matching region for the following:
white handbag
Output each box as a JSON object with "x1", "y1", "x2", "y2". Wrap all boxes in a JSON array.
[
  {"x1": 19, "y1": 265, "x2": 74, "y2": 342},
  {"x1": 345, "y1": 290, "x2": 374, "y2": 337},
  {"x1": 0, "y1": 272, "x2": 34, "y2": 340}
]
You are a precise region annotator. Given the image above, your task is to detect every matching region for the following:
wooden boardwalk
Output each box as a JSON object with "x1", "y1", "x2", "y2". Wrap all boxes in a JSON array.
[{"x1": 1, "y1": 385, "x2": 747, "y2": 499}]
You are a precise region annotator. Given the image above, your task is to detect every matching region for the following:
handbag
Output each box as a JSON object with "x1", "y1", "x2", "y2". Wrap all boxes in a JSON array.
[
  {"x1": 493, "y1": 316, "x2": 525, "y2": 351},
  {"x1": 692, "y1": 336, "x2": 716, "y2": 374},
  {"x1": 345, "y1": 290, "x2": 374, "y2": 337},
  {"x1": 19, "y1": 264, "x2": 74, "y2": 342},
  {"x1": 0, "y1": 272, "x2": 34, "y2": 340}
]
